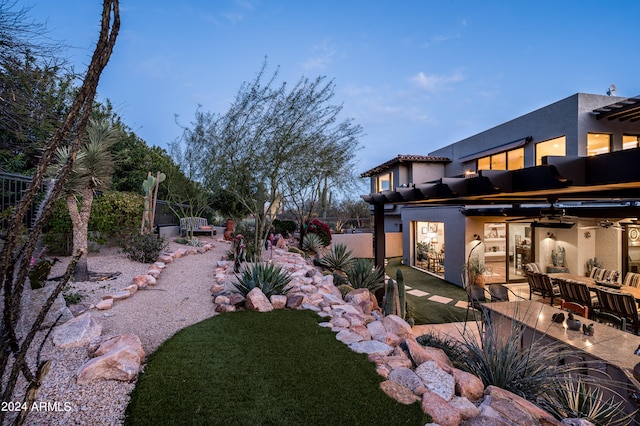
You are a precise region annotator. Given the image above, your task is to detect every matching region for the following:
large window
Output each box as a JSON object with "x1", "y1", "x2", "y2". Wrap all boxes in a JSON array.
[
  {"x1": 376, "y1": 173, "x2": 392, "y2": 192},
  {"x1": 477, "y1": 147, "x2": 524, "y2": 171},
  {"x1": 587, "y1": 133, "x2": 611, "y2": 156},
  {"x1": 536, "y1": 136, "x2": 565, "y2": 165},
  {"x1": 624, "y1": 135, "x2": 640, "y2": 150}
]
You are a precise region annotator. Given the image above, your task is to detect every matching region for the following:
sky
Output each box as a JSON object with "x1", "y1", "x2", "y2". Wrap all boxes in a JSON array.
[{"x1": 21, "y1": 0, "x2": 640, "y2": 176}]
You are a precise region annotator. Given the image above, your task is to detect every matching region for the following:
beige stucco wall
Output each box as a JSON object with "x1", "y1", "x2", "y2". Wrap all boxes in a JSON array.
[
  {"x1": 385, "y1": 232, "x2": 403, "y2": 258},
  {"x1": 331, "y1": 233, "x2": 374, "y2": 258}
]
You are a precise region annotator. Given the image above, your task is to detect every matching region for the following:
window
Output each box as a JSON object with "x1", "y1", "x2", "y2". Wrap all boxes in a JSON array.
[
  {"x1": 624, "y1": 135, "x2": 640, "y2": 150},
  {"x1": 477, "y1": 147, "x2": 524, "y2": 171},
  {"x1": 507, "y1": 148, "x2": 524, "y2": 170},
  {"x1": 377, "y1": 173, "x2": 392, "y2": 192},
  {"x1": 536, "y1": 136, "x2": 565, "y2": 165},
  {"x1": 587, "y1": 133, "x2": 611, "y2": 156}
]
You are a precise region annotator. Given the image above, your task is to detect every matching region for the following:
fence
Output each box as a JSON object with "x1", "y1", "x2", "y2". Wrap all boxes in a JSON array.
[{"x1": 0, "y1": 172, "x2": 45, "y2": 231}]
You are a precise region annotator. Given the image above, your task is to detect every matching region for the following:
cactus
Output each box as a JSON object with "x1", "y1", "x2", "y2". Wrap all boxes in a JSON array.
[
  {"x1": 141, "y1": 171, "x2": 166, "y2": 235},
  {"x1": 384, "y1": 278, "x2": 397, "y2": 316},
  {"x1": 396, "y1": 269, "x2": 406, "y2": 319}
]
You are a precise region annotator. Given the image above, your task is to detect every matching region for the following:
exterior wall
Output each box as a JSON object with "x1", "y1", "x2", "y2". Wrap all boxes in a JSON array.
[
  {"x1": 401, "y1": 205, "x2": 466, "y2": 287},
  {"x1": 428, "y1": 93, "x2": 640, "y2": 178},
  {"x1": 331, "y1": 233, "x2": 374, "y2": 259},
  {"x1": 410, "y1": 163, "x2": 446, "y2": 184},
  {"x1": 385, "y1": 232, "x2": 403, "y2": 258}
]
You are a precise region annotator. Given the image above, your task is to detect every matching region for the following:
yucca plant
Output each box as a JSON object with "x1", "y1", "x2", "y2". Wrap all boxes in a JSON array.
[
  {"x1": 539, "y1": 375, "x2": 636, "y2": 426},
  {"x1": 345, "y1": 258, "x2": 385, "y2": 292},
  {"x1": 318, "y1": 243, "x2": 355, "y2": 272},
  {"x1": 302, "y1": 233, "x2": 325, "y2": 254},
  {"x1": 233, "y1": 262, "x2": 292, "y2": 298},
  {"x1": 457, "y1": 312, "x2": 585, "y2": 401}
]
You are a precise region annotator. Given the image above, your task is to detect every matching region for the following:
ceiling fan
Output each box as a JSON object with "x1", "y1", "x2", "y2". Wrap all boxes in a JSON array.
[{"x1": 506, "y1": 199, "x2": 577, "y2": 228}]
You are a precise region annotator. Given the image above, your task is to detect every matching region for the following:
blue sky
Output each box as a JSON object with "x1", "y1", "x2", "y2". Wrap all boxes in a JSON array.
[{"x1": 23, "y1": 1, "x2": 640, "y2": 174}]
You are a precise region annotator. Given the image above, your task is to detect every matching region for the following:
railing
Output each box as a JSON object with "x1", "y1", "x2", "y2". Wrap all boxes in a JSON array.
[{"x1": 0, "y1": 172, "x2": 44, "y2": 231}]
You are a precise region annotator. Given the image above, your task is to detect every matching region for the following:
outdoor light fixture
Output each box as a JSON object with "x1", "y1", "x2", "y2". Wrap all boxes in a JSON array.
[{"x1": 547, "y1": 232, "x2": 556, "y2": 240}]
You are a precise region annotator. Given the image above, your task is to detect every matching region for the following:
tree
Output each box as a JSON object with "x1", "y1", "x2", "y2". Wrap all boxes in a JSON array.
[
  {"x1": 175, "y1": 61, "x2": 363, "y2": 255},
  {"x1": 0, "y1": 2, "x2": 119, "y2": 423},
  {"x1": 48, "y1": 118, "x2": 120, "y2": 280}
]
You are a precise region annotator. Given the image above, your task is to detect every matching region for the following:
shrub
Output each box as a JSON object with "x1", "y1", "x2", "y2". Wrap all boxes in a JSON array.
[
  {"x1": 306, "y1": 219, "x2": 331, "y2": 246},
  {"x1": 120, "y1": 231, "x2": 168, "y2": 263},
  {"x1": 345, "y1": 259, "x2": 385, "y2": 292},
  {"x1": 271, "y1": 219, "x2": 296, "y2": 237},
  {"x1": 63, "y1": 291, "x2": 84, "y2": 305},
  {"x1": 319, "y1": 243, "x2": 355, "y2": 272},
  {"x1": 302, "y1": 233, "x2": 324, "y2": 254},
  {"x1": 332, "y1": 271, "x2": 348, "y2": 287},
  {"x1": 233, "y1": 262, "x2": 292, "y2": 298},
  {"x1": 539, "y1": 375, "x2": 634, "y2": 426},
  {"x1": 416, "y1": 332, "x2": 468, "y2": 370},
  {"x1": 43, "y1": 191, "x2": 144, "y2": 255}
]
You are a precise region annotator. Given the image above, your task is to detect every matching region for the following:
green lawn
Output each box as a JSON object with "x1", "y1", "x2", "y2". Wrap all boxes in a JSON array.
[
  {"x1": 385, "y1": 257, "x2": 469, "y2": 325},
  {"x1": 125, "y1": 309, "x2": 428, "y2": 425}
]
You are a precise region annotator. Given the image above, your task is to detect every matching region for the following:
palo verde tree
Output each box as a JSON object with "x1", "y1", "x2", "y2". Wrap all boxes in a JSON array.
[
  {"x1": 0, "y1": 2, "x2": 119, "y2": 424},
  {"x1": 175, "y1": 61, "x2": 363, "y2": 255}
]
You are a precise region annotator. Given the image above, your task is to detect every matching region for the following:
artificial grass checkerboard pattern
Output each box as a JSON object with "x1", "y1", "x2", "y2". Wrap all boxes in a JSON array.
[
  {"x1": 125, "y1": 309, "x2": 428, "y2": 425},
  {"x1": 385, "y1": 257, "x2": 469, "y2": 325}
]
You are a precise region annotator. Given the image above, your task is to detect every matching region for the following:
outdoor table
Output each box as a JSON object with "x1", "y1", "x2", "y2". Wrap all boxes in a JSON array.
[{"x1": 549, "y1": 273, "x2": 640, "y2": 300}]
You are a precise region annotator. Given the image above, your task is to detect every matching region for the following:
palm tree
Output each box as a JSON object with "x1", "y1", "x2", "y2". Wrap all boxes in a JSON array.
[{"x1": 49, "y1": 118, "x2": 120, "y2": 280}]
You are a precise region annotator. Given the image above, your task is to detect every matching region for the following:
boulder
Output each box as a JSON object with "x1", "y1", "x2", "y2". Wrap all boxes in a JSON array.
[
  {"x1": 89, "y1": 333, "x2": 145, "y2": 362},
  {"x1": 482, "y1": 386, "x2": 562, "y2": 425},
  {"x1": 210, "y1": 283, "x2": 225, "y2": 294},
  {"x1": 143, "y1": 275, "x2": 157, "y2": 286},
  {"x1": 157, "y1": 254, "x2": 173, "y2": 264},
  {"x1": 52, "y1": 313, "x2": 102, "y2": 348},
  {"x1": 132, "y1": 275, "x2": 149, "y2": 288},
  {"x1": 382, "y1": 315, "x2": 412, "y2": 339},
  {"x1": 345, "y1": 288, "x2": 372, "y2": 305},
  {"x1": 76, "y1": 345, "x2": 142, "y2": 384},
  {"x1": 405, "y1": 338, "x2": 454, "y2": 371},
  {"x1": 415, "y1": 360, "x2": 455, "y2": 401},
  {"x1": 228, "y1": 293, "x2": 246, "y2": 307},
  {"x1": 104, "y1": 290, "x2": 130, "y2": 301},
  {"x1": 146, "y1": 268, "x2": 161, "y2": 278},
  {"x1": 388, "y1": 367, "x2": 423, "y2": 392},
  {"x1": 96, "y1": 298, "x2": 113, "y2": 310},
  {"x1": 245, "y1": 288, "x2": 273, "y2": 312},
  {"x1": 451, "y1": 367, "x2": 485, "y2": 401},
  {"x1": 421, "y1": 391, "x2": 462, "y2": 426},
  {"x1": 215, "y1": 304, "x2": 236, "y2": 313},
  {"x1": 349, "y1": 340, "x2": 394, "y2": 356},
  {"x1": 270, "y1": 295, "x2": 287, "y2": 309},
  {"x1": 380, "y1": 380, "x2": 421, "y2": 405},
  {"x1": 448, "y1": 396, "x2": 481, "y2": 420},
  {"x1": 286, "y1": 294, "x2": 305, "y2": 309},
  {"x1": 336, "y1": 330, "x2": 365, "y2": 345}
]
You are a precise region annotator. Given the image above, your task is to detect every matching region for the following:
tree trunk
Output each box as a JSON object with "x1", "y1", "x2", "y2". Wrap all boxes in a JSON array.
[{"x1": 66, "y1": 189, "x2": 93, "y2": 281}]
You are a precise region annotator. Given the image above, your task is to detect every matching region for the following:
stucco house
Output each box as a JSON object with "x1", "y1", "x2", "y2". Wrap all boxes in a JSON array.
[{"x1": 361, "y1": 93, "x2": 640, "y2": 287}]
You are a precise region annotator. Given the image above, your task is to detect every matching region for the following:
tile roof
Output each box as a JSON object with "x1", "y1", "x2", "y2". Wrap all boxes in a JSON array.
[{"x1": 360, "y1": 154, "x2": 450, "y2": 177}]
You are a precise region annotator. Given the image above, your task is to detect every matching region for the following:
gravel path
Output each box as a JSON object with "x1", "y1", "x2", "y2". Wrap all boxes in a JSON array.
[{"x1": 12, "y1": 236, "x2": 230, "y2": 425}]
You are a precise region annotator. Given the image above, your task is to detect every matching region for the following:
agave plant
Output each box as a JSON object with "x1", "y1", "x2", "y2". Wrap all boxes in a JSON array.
[
  {"x1": 539, "y1": 375, "x2": 635, "y2": 426},
  {"x1": 345, "y1": 258, "x2": 385, "y2": 292},
  {"x1": 233, "y1": 262, "x2": 292, "y2": 298},
  {"x1": 302, "y1": 232, "x2": 325, "y2": 254},
  {"x1": 318, "y1": 243, "x2": 355, "y2": 272}
]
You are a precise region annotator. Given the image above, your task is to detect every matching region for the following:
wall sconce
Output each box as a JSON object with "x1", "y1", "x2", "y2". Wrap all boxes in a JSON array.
[
  {"x1": 471, "y1": 234, "x2": 481, "y2": 242},
  {"x1": 431, "y1": 237, "x2": 438, "y2": 244},
  {"x1": 547, "y1": 232, "x2": 556, "y2": 240}
]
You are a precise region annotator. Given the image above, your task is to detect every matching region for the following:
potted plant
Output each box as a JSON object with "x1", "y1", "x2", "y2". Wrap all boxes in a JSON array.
[{"x1": 466, "y1": 256, "x2": 487, "y2": 287}]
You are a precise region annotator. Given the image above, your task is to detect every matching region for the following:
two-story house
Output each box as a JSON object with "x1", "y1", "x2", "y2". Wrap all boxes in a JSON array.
[{"x1": 362, "y1": 93, "x2": 640, "y2": 287}]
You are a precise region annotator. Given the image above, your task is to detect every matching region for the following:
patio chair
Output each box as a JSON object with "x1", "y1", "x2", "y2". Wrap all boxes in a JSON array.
[
  {"x1": 525, "y1": 270, "x2": 544, "y2": 300},
  {"x1": 594, "y1": 287, "x2": 640, "y2": 334},
  {"x1": 487, "y1": 284, "x2": 509, "y2": 302},
  {"x1": 533, "y1": 272, "x2": 561, "y2": 306},
  {"x1": 557, "y1": 279, "x2": 596, "y2": 319}
]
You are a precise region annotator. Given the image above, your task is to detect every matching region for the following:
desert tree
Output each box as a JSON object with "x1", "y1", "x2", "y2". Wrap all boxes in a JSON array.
[
  {"x1": 48, "y1": 118, "x2": 120, "y2": 280},
  {"x1": 175, "y1": 61, "x2": 363, "y2": 255},
  {"x1": 0, "y1": 1, "x2": 119, "y2": 424}
]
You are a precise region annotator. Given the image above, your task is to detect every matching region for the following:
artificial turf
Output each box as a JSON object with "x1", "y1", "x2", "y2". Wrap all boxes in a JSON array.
[
  {"x1": 124, "y1": 309, "x2": 428, "y2": 425},
  {"x1": 385, "y1": 257, "x2": 469, "y2": 325}
]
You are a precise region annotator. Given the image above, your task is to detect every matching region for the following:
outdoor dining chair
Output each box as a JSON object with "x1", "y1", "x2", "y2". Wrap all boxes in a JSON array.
[
  {"x1": 557, "y1": 279, "x2": 596, "y2": 319},
  {"x1": 525, "y1": 270, "x2": 544, "y2": 300},
  {"x1": 532, "y1": 272, "x2": 561, "y2": 306},
  {"x1": 594, "y1": 287, "x2": 640, "y2": 334}
]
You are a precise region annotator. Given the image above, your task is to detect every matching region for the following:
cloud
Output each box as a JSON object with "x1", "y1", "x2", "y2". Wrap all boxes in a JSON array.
[
  {"x1": 300, "y1": 40, "x2": 337, "y2": 71},
  {"x1": 423, "y1": 32, "x2": 462, "y2": 48},
  {"x1": 409, "y1": 70, "x2": 465, "y2": 91}
]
